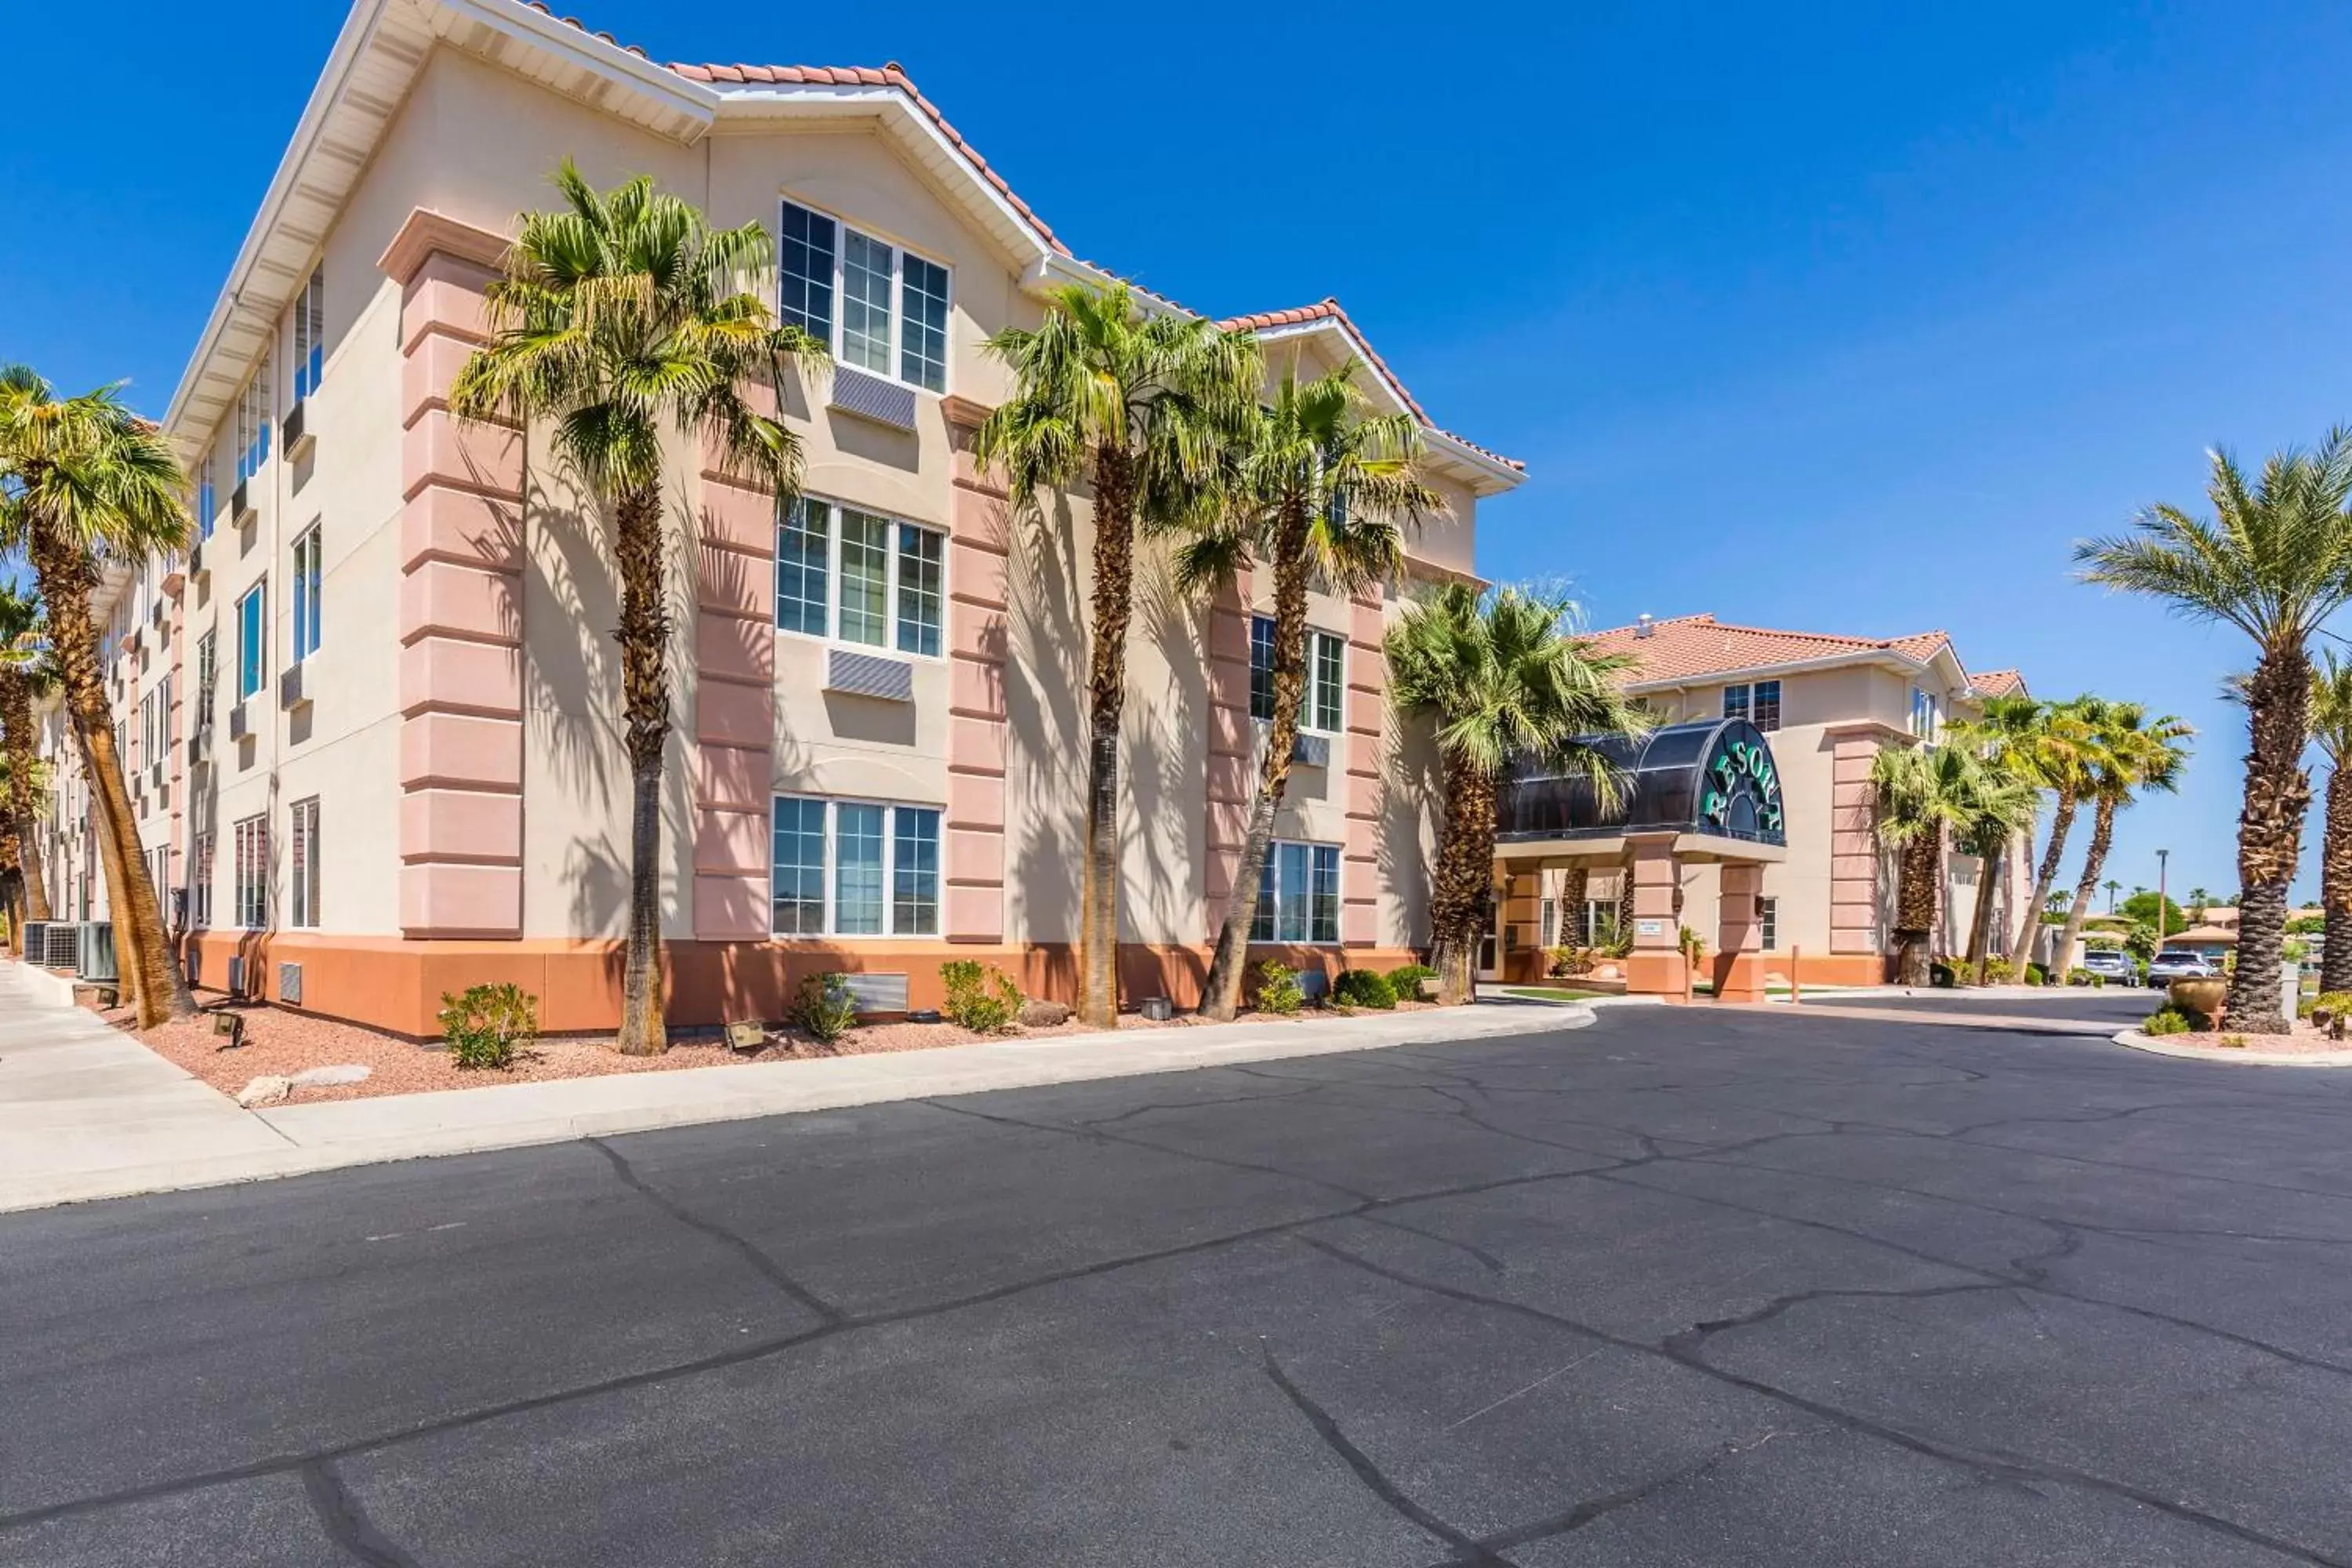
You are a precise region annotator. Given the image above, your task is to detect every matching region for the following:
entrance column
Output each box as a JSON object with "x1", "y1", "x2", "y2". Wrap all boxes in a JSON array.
[
  {"x1": 1502, "y1": 867, "x2": 1544, "y2": 983},
  {"x1": 1715, "y1": 862, "x2": 1766, "y2": 1002},
  {"x1": 1622, "y1": 832, "x2": 1685, "y2": 1000}
]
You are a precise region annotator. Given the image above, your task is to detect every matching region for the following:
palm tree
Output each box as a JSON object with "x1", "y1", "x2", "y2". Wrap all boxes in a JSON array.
[
  {"x1": 2185, "y1": 884, "x2": 2211, "y2": 920},
  {"x1": 976, "y1": 282, "x2": 1258, "y2": 1026},
  {"x1": 1163, "y1": 363, "x2": 1441, "y2": 1019},
  {"x1": 0, "y1": 372, "x2": 195, "y2": 1025},
  {"x1": 0, "y1": 580, "x2": 52, "y2": 935},
  {"x1": 2049, "y1": 702, "x2": 2193, "y2": 975},
  {"x1": 2308, "y1": 654, "x2": 2352, "y2": 991},
  {"x1": 450, "y1": 163, "x2": 823, "y2": 1054},
  {"x1": 1947, "y1": 695, "x2": 2051, "y2": 982},
  {"x1": 2104, "y1": 878, "x2": 2123, "y2": 913},
  {"x1": 2003, "y1": 695, "x2": 2096, "y2": 974},
  {"x1": 2077, "y1": 432, "x2": 2352, "y2": 1031},
  {"x1": 1872, "y1": 743, "x2": 2003, "y2": 986},
  {"x1": 1386, "y1": 583, "x2": 1649, "y2": 1004}
]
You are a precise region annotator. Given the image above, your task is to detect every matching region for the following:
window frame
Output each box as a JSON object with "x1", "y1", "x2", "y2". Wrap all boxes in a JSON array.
[
  {"x1": 234, "y1": 353, "x2": 272, "y2": 483},
  {"x1": 1751, "y1": 678, "x2": 1782, "y2": 732},
  {"x1": 235, "y1": 583, "x2": 267, "y2": 701},
  {"x1": 777, "y1": 197, "x2": 953, "y2": 395},
  {"x1": 768, "y1": 793, "x2": 946, "y2": 939},
  {"x1": 289, "y1": 797, "x2": 321, "y2": 929},
  {"x1": 232, "y1": 814, "x2": 267, "y2": 931},
  {"x1": 1247, "y1": 619, "x2": 1347, "y2": 735},
  {"x1": 1250, "y1": 838, "x2": 1344, "y2": 946},
  {"x1": 773, "y1": 496, "x2": 949, "y2": 660},
  {"x1": 290, "y1": 524, "x2": 323, "y2": 662},
  {"x1": 291, "y1": 267, "x2": 325, "y2": 405},
  {"x1": 1758, "y1": 895, "x2": 1779, "y2": 952}
]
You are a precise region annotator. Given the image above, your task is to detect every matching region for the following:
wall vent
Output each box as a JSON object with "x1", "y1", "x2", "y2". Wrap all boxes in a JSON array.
[
  {"x1": 278, "y1": 962, "x2": 303, "y2": 1007},
  {"x1": 827, "y1": 365, "x2": 917, "y2": 430},
  {"x1": 826, "y1": 648, "x2": 915, "y2": 703},
  {"x1": 841, "y1": 972, "x2": 910, "y2": 1014}
]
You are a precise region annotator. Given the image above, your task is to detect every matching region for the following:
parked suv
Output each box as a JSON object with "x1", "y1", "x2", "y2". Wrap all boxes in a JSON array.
[
  {"x1": 2147, "y1": 949, "x2": 2220, "y2": 982},
  {"x1": 2080, "y1": 949, "x2": 2138, "y2": 985}
]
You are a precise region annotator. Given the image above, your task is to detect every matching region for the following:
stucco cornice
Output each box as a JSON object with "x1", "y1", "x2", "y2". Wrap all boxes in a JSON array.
[{"x1": 378, "y1": 208, "x2": 511, "y2": 283}]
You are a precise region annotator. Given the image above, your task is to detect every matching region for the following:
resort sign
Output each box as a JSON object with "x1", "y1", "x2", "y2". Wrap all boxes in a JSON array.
[{"x1": 1701, "y1": 731, "x2": 1784, "y2": 839}]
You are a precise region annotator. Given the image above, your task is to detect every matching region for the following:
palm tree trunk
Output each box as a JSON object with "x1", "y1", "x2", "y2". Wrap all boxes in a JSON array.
[
  {"x1": 1614, "y1": 853, "x2": 1635, "y2": 945},
  {"x1": 1893, "y1": 829, "x2": 1940, "y2": 985},
  {"x1": 1428, "y1": 755, "x2": 1496, "y2": 1005},
  {"x1": 2324, "y1": 763, "x2": 2352, "y2": 994},
  {"x1": 1965, "y1": 835, "x2": 2003, "y2": 982},
  {"x1": 31, "y1": 530, "x2": 191, "y2": 1026},
  {"x1": 17, "y1": 816, "x2": 49, "y2": 924},
  {"x1": 1200, "y1": 513, "x2": 1311, "y2": 1021},
  {"x1": 78, "y1": 727, "x2": 142, "y2": 1017},
  {"x1": 2052, "y1": 797, "x2": 2118, "y2": 981},
  {"x1": 1, "y1": 674, "x2": 48, "y2": 922},
  {"x1": 2231, "y1": 648, "x2": 2312, "y2": 1032},
  {"x1": 1563, "y1": 864, "x2": 1588, "y2": 946},
  {"x1": 612, "y1": 481, "x2": 670, "y2": 1055},
  {"x1": 2009, "y1": 791, "x2": 2075, "y2": 970},
  {"x1": 1076, "y1": 448, "x2": 1138, "y2": 1028}
]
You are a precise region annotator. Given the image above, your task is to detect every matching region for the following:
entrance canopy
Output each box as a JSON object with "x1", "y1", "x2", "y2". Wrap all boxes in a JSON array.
[{"x1": 1495, "y1": 719, "x2": 1788, "y2": 862}]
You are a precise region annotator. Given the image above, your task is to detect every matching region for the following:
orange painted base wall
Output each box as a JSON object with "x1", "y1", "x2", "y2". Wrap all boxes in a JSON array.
[{"x1": 180, "y1": 931, "x2": 1425, "y2": 1040}]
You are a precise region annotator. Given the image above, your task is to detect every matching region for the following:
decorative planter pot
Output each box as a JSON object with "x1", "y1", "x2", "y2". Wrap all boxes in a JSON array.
[{"x1": 2168, "y1": 977, "x2": 2227, "y2": 1022}]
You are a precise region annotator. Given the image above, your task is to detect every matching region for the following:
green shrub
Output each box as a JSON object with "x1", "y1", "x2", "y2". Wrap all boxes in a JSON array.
[
  {"x1": 1332, "y1": 968, "x2": 1397, "y2": 1010},
  {"x1": 2024, "y1": 963, "x2": 2048, "y2": 986},
  {"x1": 2143, "y1": 1006, "x2": 2193, "y2": 1036},
  {"x1": 939, "y1": 960, "x2": 1022, "y2": 1034},
  {"x1": 2065, "y1": 967, "x2": 2100, "y2": 988},
  {"x1": 438, "y1": 982, "x2": 538, "y2": 1070},
  {"x1": 1387, "y1": 964, "x2": 1436, "y2": 1000},
  {"x1": 1982, "y1": 956, "x2": 2014, "y2": 983},
  {"x1": 1253, "y1": 961, "x2": 1305, "y2": 1015},
  {"x1": 791, "y1": 972, "x2": 860, "y2": 1044},
  {"x1": 2309, "y1": 990, "x2": 2352, "y2": 1040},
  {"x1": 1546, "y1": 946, "x2": 1598, "y2": 979}
]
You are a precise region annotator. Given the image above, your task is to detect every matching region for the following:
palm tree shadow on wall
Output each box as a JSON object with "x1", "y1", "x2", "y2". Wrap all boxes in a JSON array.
[
  {"x1": 1126, "y1": 551, "x2": 1208, "y2": 1003},
  {"x1": 1377, "y1": 712, "x2": 1440, "y2": 959},
  {"x1": 1004, "y1": 492, "x2": 1086, "y2": 1003}
]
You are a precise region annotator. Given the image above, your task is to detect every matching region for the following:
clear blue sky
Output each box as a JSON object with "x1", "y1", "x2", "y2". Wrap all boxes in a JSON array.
[{"x1": 6, "y1": 0, "x2": 2347, "y2": 905}]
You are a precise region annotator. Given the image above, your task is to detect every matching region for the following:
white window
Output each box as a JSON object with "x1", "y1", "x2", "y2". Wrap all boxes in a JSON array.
[
  {"x1": 1759, "y1": 895, "x2": 1779, "y2": 951},
  {"x1": 236, "y1": 583, "x2": 266, "y2": 700},
  {"x1": 196, "y1": 631, "x2": 216, "y2": 720},
  {"x1": 234, "y1": 353, "x2": 272, "y2": 483},
  {"x1": 233, "y1": 815, "x2": 267, "y2": 930},
  {"x1": 147, "y1": 846, "x2": 171, "y2": 909},
  {"x1": 1541, "y1": 897, "x2": 1557, "y2": 947},
  {"x1": 1726, "y1": 679, "x2": 1781, "y2": 732},
  {"x1": 289, "y1": 797, "x2": 320, "y2": 928},
  {"x1": 1247, "y1": 619, "x2": 1345, "y2": 733},
  {"x1": 139, "y1": 687, "x2": 160, "y2": 770},
  {"x1": 192, "y1": 832, "x2": 214, "y2": 927},
  {"x1": 774, "y1": 498, "x2": 946, "y2": 656},
  {"x1": 198, "y1": 460, "x2": 216, "y2": 542},
  {"x1": 290, "y1": 525, "x2": 322, "y2": 662},
  {"x1": 777, "y1": 199, "x2": 952, "y2": 394},
  {"x1": 1584, "y1": 898, "x2": 1615, "y2": 945},
  {"x1": 291, "y1": 267, "x2": 324, "y2": 403},
  {"x1": 1251, "y1": 840, "x2": 1341, "y2": 944},
  {"x1": 770, "y1": 796, "x2": 942, "y2": 937},
  {"x1": 1910, "y1": 687, "x2": 1940, "y2": 740}
]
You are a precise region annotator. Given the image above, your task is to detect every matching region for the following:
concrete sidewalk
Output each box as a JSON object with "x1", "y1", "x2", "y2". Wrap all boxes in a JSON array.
[{"x1": 0, "y1": 960, "x2": 1615, "y2": 1213}]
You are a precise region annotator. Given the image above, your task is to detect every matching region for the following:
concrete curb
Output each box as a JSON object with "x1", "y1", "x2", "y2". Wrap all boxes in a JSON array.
[
  {"x1": 2110, "y1": 1027, "x2": 2352, "y2": 1068},
  {"x1": 0, "y1": 1000, "x2": 1601, "y2": 1214},
  {"x1": 13, "y1": 964, "x2": 80, "y2": 1011}
]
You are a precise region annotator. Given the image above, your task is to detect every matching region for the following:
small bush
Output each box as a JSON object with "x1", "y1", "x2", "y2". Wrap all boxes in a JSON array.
[
  {"x1": 939, "y1": 960, "x2": 1022, "y2": 1034},
  {"x1": 2065, "y1": 967, "x2": 2100, "y2": 988},
  {"x1": 1387, "y1": 963, "x2": 1436, "y2": 1000},
  {"x1": 439, "y1": 982, "x2": 538, "y2": 1070},
  {"x1": 1253, "y1": 961, "x2": 1305, "y2": 1015},
  {"x1": 2219, "y1": 1033, "x2": 2249, "y2": 1050},
  {"x1": 2309, "y1": 990, "x2": 2352, "y2": 1040},
  {"x1": 2143, "y1": 1006, "x2": 2193, "y2": 1036},
  {"x1": 1546, "y1": 946, "x2": 1597, "y2": 979},
  {"x1": 1332, "y1": 968, "x2": 1397, "y2": 1010},
  {"x1": 2024, "y1": 963, "x2": 2048, "y2": 986},
  {"x1": 1982, "y1": 956, "x2": 2014, "y2": 983},
  {"x1": 791, "y1": 972, "x2": 860, "y2": 1044}
]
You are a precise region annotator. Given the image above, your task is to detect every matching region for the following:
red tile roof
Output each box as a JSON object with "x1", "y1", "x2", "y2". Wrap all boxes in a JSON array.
[
  {"x1": 669, "y1": 62, "x2": 1071, "y2": 256},
  {"x1": 1972, "y1": 667, "x2": 2027, "y2": 697},
  {"x1": 1585, "y1": 613, "x2": 1965, "y2": 686},
  {"x1": 1218, "y1": 298, "x2": 1525, "y2": 473}
]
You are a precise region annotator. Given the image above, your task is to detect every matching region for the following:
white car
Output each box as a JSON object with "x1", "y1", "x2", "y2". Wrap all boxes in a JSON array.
[{"x1": 2147, "y1": 949, "x2": 2220, "y2": 982}]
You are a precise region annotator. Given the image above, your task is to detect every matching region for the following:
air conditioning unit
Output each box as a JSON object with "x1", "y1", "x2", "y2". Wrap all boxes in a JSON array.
[
  {"x1": 75, "y1": 921, "x2": 118, "y2": 983},
  {"x1": 224, "y1": 954, "x2": 245, "y2": 997},
  {"x1": 187, "y1": 728, "x2": 211, "y2": 768},
  {"x1": 188, "y1": 538, "x2": 209, "y2": 588},
  {"x1": 824, "y1": 647, "x2": 914, "y2": 702},
  {"x1": 1293, "y1": 732, "x2": 1332, "y2": 768},
  {"x1": 20, "y1": 920, "x2": 46, "y2": 964},
  {"x1": 149, "y1": 761, "x2": 164, "y2": 790},
  {"x1": 40, "y1": 924, "x2": 79, "y2": 969},
  {"x1": 229, "y1": 702, "x2": 251, "y2": 741},
  {"x1": 150, "y1": 594, "x2": 169, "y2": 627},
  {"x1": 282, "y1": 400, "x2": 312, "y2": 459},
  {"x1": 278, "y1": 961, "x2": 303, "y2": 1007},
  {"x1": 231, "y1": 478, "x2": 252, "y2": 524},
  {"x1": 279, "y1": 660, "x2": 310, "y2": 710}
]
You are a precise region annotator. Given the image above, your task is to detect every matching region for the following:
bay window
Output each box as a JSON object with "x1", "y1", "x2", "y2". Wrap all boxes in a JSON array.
[
  {"x1": 779, "y1": 199, "x2": 951, "y2": 393},
  {"x1": 774, "y1": 498, "x2": 946, "y2": 655},
  {"x1": 771, "y1": 796, "x2": 943, "y2": 937},
  {"x1": 1251, "y1": 840, "x2": 1341, "y2": 944}
]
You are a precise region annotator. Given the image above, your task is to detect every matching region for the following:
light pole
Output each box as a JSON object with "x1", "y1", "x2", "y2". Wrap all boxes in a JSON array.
[{"x1": 2154, "y1": 849, "x2": 2170, "y2": 954}]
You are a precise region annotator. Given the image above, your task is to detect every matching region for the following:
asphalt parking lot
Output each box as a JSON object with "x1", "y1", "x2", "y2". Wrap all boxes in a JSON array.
[{"x1": 5, "y1": 996, "x2": 2349, "y2": 1566}]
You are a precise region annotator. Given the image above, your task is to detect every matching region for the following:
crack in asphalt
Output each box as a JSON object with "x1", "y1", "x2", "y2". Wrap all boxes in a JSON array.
[
  {"x1": 585, "y1": 1136, "x2": 847, "y2": 1326},
  {"x1": 299, "y1": 1461, "x2": 420, "y2": 1568},
  {"x1": 1076, "y1": 1083, "x2": 1323, "y2": 1128},
  {"x1": 1291, "y1": 1232, "x2": 2351, "y2": 1568}
]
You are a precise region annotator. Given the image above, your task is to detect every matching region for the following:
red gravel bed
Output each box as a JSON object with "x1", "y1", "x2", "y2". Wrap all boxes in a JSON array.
[
  {"x1": 85, "y1": 990, "x2": 1442, "y2": 1105},
  {"x1": 2145, "y1": 1017, "x2": 2352, "y2": 1055}
]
